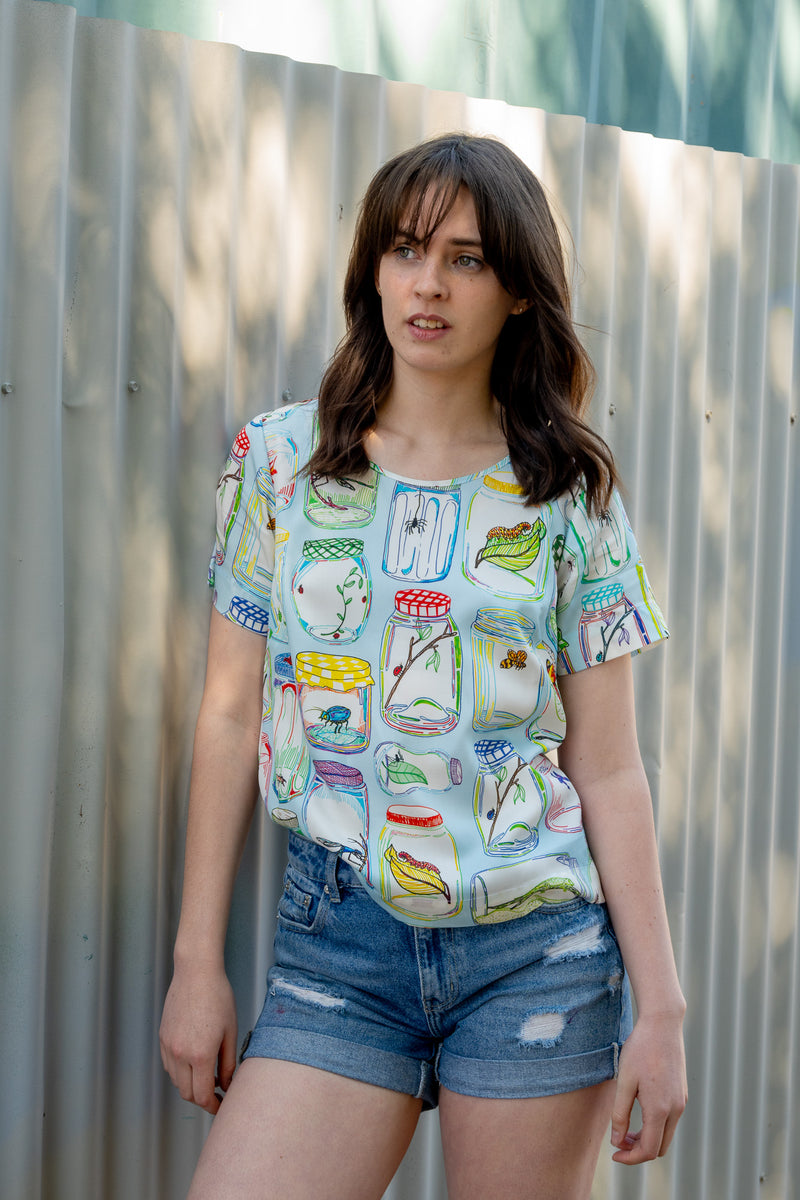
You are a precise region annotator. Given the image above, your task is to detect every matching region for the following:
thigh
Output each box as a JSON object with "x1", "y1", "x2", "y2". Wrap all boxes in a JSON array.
[
  {"x1": 188, "y1": 1058, "x2": 422, "y2": 1200},
  {"x1": 438, "y1": 1080, "x2": 615, "y2": 1200}
]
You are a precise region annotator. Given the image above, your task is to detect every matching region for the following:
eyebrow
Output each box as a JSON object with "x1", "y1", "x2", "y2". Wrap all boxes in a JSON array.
[{"x1": 394, "y1": 228, "x2": 484, "y2": 250}]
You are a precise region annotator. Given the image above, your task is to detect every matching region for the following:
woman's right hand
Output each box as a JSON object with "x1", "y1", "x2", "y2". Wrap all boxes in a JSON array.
[{"x1": 159, "y1": 964, "x2": 238, "y2": 1115}]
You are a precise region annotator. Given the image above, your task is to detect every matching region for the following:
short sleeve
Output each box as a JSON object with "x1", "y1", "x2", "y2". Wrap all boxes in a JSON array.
[
  {"x1": 554, "y1": 489, "x2": 668, "y2": 675},
  {"x1": 208, "y1": 417, "x2": 275, "y2": 636}
]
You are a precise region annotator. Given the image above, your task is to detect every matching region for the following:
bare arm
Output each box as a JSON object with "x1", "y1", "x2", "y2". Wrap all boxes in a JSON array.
[
  {"x1": 558, "y1": 654, "x2": 687, "y2": 1165},
  {"x1": 159, "y1": 607, "x2": 266, "y2": 1114}
]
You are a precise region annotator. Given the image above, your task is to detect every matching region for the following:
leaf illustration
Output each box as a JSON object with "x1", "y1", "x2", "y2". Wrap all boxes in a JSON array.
[
  {"x1": 512, "y1": 782, "x2": 525, "y2": 805},
  {"x1": 425, "y1": 647, "x2": 441, "y2": 672},
  {"x1": 496, "y1": 765, "x2": 508, "y2": 783},
  {"x1": 385, "y1": 759, "x2": 428, "y2": 787},
  {"x1": 384, "y1": 845, "x2": 451, "y2": 902},
  {"x1": 415, "y1": 624, "x2": 433, "y2": 642},
  {"x1": 475, "y1": 517, "x2": 546, "y2": 573}
]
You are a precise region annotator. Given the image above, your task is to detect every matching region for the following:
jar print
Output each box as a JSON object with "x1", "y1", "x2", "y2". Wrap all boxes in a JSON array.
[
  {"x1": 577, "y1": 583, "x2": 650, "y2": 667},
  {"x1": 463, "y1": 472, "x2": 551, "y2": 599},
  {"x1": 270, "y1": 654, "x2": 310, "y2": 827},
  {"x1": 374, "y1": 742, "x2": 462, "y2": 797},
  {"x1": 539, "y1": 757, "x2": 583, "y2": 835},
  {"x1": 380, "y1": 589, "x2": 461, "y2": 735},
  {"x1": 304, "y1": 468, "x2": 378, "y2": 528},
  {"x1": 382, "y1": 481, "x2": 460, "y2": 582},
  {"x1": 267, "y1": 434, "x2": 298, "y2": 509},
  {"x1": 270, "y1": 528, "x2": 290, "y2": 644},
  {"x1": 291, "y1": 539, "x2": 371, "y2": 644},
  {"x1": 471, "y1": 608, "x2": 536, "y2": 730},
  {"x1": 232, "y1": 465, "x2": 274, "y2": 602},
  {"x1": 213, "y1": 426, "x2": 249, "y2": 566},
  {"x1": 379, "y1": 804, "x2": 461, "y2": 919},
  {"x1": 567, "y1": 491, "x2": 630, "y2": 581},
  {"x1": 295, "y1": 652, "x2": 373, "y2": 753},
  {"x1": 302, "y1": 761, "x2": 369, "y2": 878},
  {"x1": 470, "y1": 854, "x2": 601, "y2": 924},
  {"x1": 473, "y1": 740, "x2": 546, "y2": 855},
  {"x1": 524, "y1": 642, "x2": 567, "y2": 753}
]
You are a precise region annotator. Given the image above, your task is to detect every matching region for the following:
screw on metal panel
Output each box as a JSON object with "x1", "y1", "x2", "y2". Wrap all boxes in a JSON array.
[
  {"x1": 1, "y1": 382, "x2": 13, "y2": 395},
  {"x1": 281, "y1": 389, "x2": 293, "y2": 404},
  {"x1": 127, "y1": 380, "x2": 140, "y2": 393},
  {"x1": 608, "y1": 403, "x2": 616, "y2": 415},
  {"x1": 705, "y1": 410, "x2": 712, "y2": 421}
]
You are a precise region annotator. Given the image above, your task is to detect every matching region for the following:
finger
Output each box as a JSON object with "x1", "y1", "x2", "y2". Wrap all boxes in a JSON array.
[
  {"x1": 657, "y1": 1095, "x2": 687, "y2": 1157},
  {"x1": 191, "y1": 1064, "x2": 222, "y2": 1115},
  {"x1": 609, "y1": 1081, "x2": 635, "y2": 1151},
  {"x1": 217, "y1": 1023, "x2": 238, "y2": 1093}
]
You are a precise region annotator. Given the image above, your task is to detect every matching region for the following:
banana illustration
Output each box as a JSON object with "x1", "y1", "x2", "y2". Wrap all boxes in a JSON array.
[{"x1": 384, "y1": 845, "x2": 451, "y2": 903}]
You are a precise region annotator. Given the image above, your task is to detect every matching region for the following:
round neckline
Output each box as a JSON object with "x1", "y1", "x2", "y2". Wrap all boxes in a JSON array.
[{"x1": 369, "y1": 454, "x2": 512, "y2": 488}]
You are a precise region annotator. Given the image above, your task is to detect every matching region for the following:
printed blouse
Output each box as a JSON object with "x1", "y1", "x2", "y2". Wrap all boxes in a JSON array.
[{"x1": 209, "y1": 400, "x2": 668, "y2": 927}]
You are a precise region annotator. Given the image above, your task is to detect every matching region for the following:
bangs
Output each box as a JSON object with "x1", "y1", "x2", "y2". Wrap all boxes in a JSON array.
[{"x1": 370, "y1": 141, "x2": 486, "y2": 255}]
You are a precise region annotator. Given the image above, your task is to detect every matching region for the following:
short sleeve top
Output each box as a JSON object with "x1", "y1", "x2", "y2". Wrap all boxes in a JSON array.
[{"x1": 209, "y1": 400, "x2": 668, "y2": 927}]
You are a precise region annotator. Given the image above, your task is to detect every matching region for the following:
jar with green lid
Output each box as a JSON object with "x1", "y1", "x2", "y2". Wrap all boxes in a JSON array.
[
  {"x1": 295, "y1": 651, "x2": 374, "y2": 753},
  {"x1": 291, "y1": 538, "x2": 371, "y2": 644},
  {"x1": 473, "y1": 739, "x2": 546, "y2": 855},
  {"x1": 471, "y1": 607, "x2": 536, "y2": 731},
  {"x1": 463, "y1": 470, "x2": 551, "y2": 600},
  {"x1": 380, "y1": 588, "x2": 461, "y2": 735},
  {"x1": 577, "y1": 583, "x2": 649, "y2": 667},
  {"x1": 378, "y1": 804, "x2": 461, "y2": 920}
]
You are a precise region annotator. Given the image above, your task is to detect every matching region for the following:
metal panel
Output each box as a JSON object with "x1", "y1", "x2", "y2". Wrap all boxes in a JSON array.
[
  {"x1": 1, "y1": 1, "x2": 798, "y2": 1197},
  {"x1": 34, "y1": 0, "x2": 800, "y2": 165}
]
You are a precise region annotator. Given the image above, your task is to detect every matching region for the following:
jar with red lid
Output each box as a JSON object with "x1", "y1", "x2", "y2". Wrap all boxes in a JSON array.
[
  {"x1": 378, "y1": 804, "x2": 461, "y2": 920},
  {"x1": 380, "y1": 589, "x2": 461, "y2": 735}
]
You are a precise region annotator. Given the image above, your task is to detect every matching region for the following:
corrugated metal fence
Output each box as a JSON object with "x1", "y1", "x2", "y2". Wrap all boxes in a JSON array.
[{"x1": 1, "y1": 1, "x2": 798, "y2": 1196}]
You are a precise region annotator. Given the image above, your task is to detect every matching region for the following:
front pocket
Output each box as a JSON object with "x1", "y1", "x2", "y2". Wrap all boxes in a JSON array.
[{"x1": 276, "y1": 869, "x2": 329, "y2": 934}]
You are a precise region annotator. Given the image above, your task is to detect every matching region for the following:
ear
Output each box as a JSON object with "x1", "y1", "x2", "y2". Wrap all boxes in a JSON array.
[{"x1": 513, "y1": 300, "x2": 530, "y2": 315}]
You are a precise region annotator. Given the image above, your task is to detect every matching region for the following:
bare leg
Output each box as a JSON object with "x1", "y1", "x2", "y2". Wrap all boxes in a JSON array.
[
  {"x1": 439, "y1": 1079, "x2": 615, "y2": 1200},
  {"x1": 187, "y1": 1058, "x2": 422, "y2": 1200}
]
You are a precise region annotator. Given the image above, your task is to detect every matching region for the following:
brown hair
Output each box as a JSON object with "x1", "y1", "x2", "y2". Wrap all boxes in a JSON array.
[{"x1": 305, "y1": 132, "x2": 617, "y2": 512}]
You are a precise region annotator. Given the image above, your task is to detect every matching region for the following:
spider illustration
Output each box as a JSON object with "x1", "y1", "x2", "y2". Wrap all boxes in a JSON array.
[{"x1": 404, "y1": 491, "x2": 427, "y2": 534}]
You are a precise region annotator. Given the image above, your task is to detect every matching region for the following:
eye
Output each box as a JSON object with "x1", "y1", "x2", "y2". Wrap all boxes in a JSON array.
[
  {"x1": 393, "y1": 244, "x2": 417, "y2": 260},
  {"x1": 456, "y1": 253, "x2": 483, "y2": 270}
]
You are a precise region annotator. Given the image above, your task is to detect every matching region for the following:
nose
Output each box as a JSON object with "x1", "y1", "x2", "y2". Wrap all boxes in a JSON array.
[{"x1": 414, "y1": 253, "x2": 447, "y2": 299}]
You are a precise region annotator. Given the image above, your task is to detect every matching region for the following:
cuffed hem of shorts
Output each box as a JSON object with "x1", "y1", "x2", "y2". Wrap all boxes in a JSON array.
[
  {"x1": 437, "y1": 1042, "x2": 622, "y2": 1100},
  {"x1": 242, "y1": 1025, "x2": 439, "y2": 1110}
]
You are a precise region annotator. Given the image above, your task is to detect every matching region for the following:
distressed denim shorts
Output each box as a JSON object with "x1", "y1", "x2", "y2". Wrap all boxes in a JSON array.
[{"x1": 243, "y1": 833, "x2": 632, "y2": 1109}]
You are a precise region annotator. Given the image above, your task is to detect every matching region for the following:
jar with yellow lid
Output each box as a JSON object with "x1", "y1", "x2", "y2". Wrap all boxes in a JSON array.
[
  {"x1": 378, "y1": 804, "x2": 461, "y2": 920},
  {"x1": 463, "y1": 470, "x2": 552, "y2": 600},
  {"x1": 295, "y1": 651, "x2": 374, "y2": 753}
]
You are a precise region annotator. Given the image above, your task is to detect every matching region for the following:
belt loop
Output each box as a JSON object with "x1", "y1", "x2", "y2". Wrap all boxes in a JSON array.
[{"x1": 325, "y1": 847, "x2": 341, "y2": 902}]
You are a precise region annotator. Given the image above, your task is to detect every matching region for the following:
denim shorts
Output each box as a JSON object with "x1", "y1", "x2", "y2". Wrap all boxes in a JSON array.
[{"x1": 243, "y1": 833, "x2": 632, "y2": 1109}]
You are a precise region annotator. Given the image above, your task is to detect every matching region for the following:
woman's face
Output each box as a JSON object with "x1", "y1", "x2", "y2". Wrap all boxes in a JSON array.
[{"x1": 375, "y1": 186, "x2": 520, "y2": 388}]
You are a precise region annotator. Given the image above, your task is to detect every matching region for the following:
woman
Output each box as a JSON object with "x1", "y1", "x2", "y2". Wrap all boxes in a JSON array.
[{"x1": 160, "y1": 133, "x2": 687, "y2": 1199}]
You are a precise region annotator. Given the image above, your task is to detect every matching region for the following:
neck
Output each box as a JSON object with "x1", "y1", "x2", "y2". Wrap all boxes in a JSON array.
[{"x1": 376, "y1": 362, "x2": 499, "y2": 444}]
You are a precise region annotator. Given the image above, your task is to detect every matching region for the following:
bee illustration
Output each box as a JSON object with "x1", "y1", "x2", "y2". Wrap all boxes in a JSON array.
[{"x1": 499, "y1": 648, "x2": 527, "y2": 670}]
